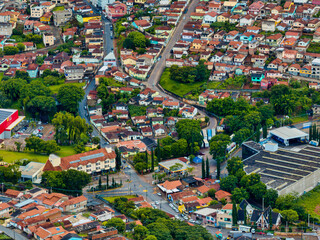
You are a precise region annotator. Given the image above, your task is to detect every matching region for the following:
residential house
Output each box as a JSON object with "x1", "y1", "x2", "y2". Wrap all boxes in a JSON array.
[
  {"x1": 215, "y1": 190, "x2": 232, "y2": 202},
  {"x1": 153, "y1": 124, "x2": 166, "y2": 136},
  {"x1": 250, "y1": 206, "x2": 281, "y2": 230},
  {"x1": 64, "y1": 66, "x2": 85, "y2": 82},
  {"x1": 216, "y1": 204, "x2": 233, "y2": 228},
  {"x1": 27, "y1": 64, "x2": 39, "y2": 78},
  {"x1": 59, "y1": 196, "x2": 87, "y2": 212},
  {"x1": 0, "y1": 22, "x2": 12, "y2": 37},
  {"x1": 43, "y1": 33, "x2": 55, "y2": 47},
  {"x1": 53, "y1": 9, "x2": 73, "y2": 26}
]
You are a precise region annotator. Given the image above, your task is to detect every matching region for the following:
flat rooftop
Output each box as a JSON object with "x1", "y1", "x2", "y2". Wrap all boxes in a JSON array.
[
  {"x1": 243, "y1": 145, "x2": 320, "y2": 191},
  {"x1": 159, "y1": 159, "x2": 189, "y2": 172},
  {"x1": 20, "y1": 162, "x2": 44, "y2": 177},
  {"x1": 270, "y1": 126, "x2": 308, "y2": 140}
]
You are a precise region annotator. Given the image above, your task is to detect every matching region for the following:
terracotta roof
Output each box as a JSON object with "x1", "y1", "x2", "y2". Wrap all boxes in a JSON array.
[
  {"x1": 215, "y1": 190, "x2": 231, "y2": 200},
  {"x1": 160, "y1": 180, "x2": 182, "y2": 190},
  {"x1": 197, "y1": 185, "x2": 210, "y2": 194},
  {"x1": 222, "y1": 203, "x2": 233, "y2": 210},
  {"x1": 5, "y1": 189, "x2": 21, "y2": 198}
]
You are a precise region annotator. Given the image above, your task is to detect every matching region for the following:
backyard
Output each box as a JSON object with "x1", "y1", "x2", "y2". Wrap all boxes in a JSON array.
[
  {"x1": 159, "y1": 68, "x2": 206, "y2": 97},
  {"x1": 0, "y1": 146, "x2": 76, "y2": 163}
]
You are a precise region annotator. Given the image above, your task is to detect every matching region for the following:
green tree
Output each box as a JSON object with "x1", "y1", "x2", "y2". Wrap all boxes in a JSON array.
[
  {"x1": 233, "y1": 128, "x2": 252, "y2": 145},
  {"x1": 281, "y1": 209, "x2": 299, "y2": 224},
  {"x1": 57, "y1": 85, "x2": 84, "y2": 114},
  {"x1": 201, "y1": 158, "x2": 205, "y2": 179},
  {"x1": 157, "y1": 139, "x2": 161, "y2": 162},
  {"x1": 232, "y1": 203, "x2": 238, "y2": 226},
  {"x1": 208, "y1": 188, "x2": 216, "y2": 198},
  {"x1": 220, "y1": 175, "x2": 238, "y2": 193},
  {"x1": 14, "y1": 141, "x2": 22, "y2": 152},
  {"x1": 269, "y1": 208, "x2": 273, "y2": 230},
  {"x1": 175, "y1": 119, "x2": 203, "y2": 151},
  {"x1": 144, "y1": 236, "x2": 157, "y2": 240},
  {"x1": 103, "y1": 218, "x2": 126, "y2": 233},
  {"x1": 210, "y1": 134, "x2": 230, "y2": 159},
  {"x1": 232, "y1": 188, "x2": 249, "y2": 204},
  {"x1": 263, "y1": 125, "x2": 268, "y2": 138},
  {"x1": 264, "y1": 189, "x2": 278, "y2": 208},
  {"x1": 27, "y1": 96, "x2": 56, "y2": 122},
  {"x1": 3, "y1": 46, "x2": 19, "y2": 55},
  {"x1": 248, "y1": 182, "x2": 267, "y2": 201},
  {"x1": 227, "y1": 157, "x2": 244, "y2": 176},
  {"x1": 133, "y1": 225, "x2": 149, "y2": 240},
  {"x1": 151, "y1": 148, "x2": 155, "y2": 172},
  {"x1": 115, "y1": 147, "x2": 121, "y2": 171},
  {"x1": 206, "y1": 157, "x2": 210, "y2": 178},
  {"x1": 17, "y1": 43, "x2": 25, "y2": 52}
]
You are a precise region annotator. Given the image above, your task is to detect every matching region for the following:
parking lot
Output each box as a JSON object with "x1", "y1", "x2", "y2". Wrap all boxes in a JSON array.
[{"x1": 3, "y1": 122, "x2": 55, "y2": 151}]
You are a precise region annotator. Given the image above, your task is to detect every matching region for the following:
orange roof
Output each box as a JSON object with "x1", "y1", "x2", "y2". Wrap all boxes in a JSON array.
[
  {"x1": 182, "y1": 196, "x2": 199, "y2": 203},
  {"x1": 5, "y1": 189, "x2": 21, "y2": 198},
  {"x1": 222, "y1": 203, "x2": 233, "y2": 210},
  {"x1": 215, "y1": 190, "x2": 231, "y2": 200},
  {"x1": 160, "y1": 180, "x2": 182, "y2": 190},
  {"x1": 197, "y1": 185, "x2": 210, "y2": 194}
]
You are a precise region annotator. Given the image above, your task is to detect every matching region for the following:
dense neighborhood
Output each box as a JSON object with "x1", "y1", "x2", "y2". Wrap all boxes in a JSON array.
[{"x1": 1, "y1": 0, "x2": 320, "y2": 239}]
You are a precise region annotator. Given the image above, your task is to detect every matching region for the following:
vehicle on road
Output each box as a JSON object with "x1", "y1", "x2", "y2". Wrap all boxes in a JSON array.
[
  {"x1": 157, "y1": 192, "x2": 161, "y2": 196},
  {"x1": 155, "y1": 201, "x2": 159, "y2": 205}
]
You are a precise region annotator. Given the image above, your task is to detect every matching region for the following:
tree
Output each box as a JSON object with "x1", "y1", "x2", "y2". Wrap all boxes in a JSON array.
[
  {"x1": 41, "y1": 169, "x2": 90, "y2": 195},
  {"x1": 227, "y1": 157, "x2": 243, "y2": 176},
  {"x1": 232, "y1": 203, "x2": 238, "y2": 226},
  {"x1": 144, "y1": 236, "x2": 157, "y2": 240},
  {"x1": 15, "y1": 141, "x2": 22, "y2": 152},
  {"x1": 98, "y1": 176, "x2": 102, "y2": 189},
  {"x1": 220, "y1": 175, "x2": 238, "y2": 193},
  {"x1": 263, "y1": 125, "x2": 268, "y2": 138},
  {"x1": 269, "y1": 208, "x2": 273, "y2": 230},
  {"x1": 232, "y1": 188, "x2": 249, "y2": 204},
  {"x1": 201, "y1": 158, "x2": 205, "y2": 179},
  {"x1": 27, "y1": 96, "x2": 56, "y2": 122},
  {"x1": 147, "y1": 222, "x2": 172, "y2": 240},
  {"x1": 157, "y1": 139, "x2": 161, "y2": 162},
  {"x1": 209, "y1": 134, "x2": 230, "y2": 159},
  {"x1": 175, "y1": 119, "x2": 203, "y2": 152},
  {"x1": 92, "y1": 136, "x2": 100, "y2": 144},
  {"x1": 133, "y1": 225, "x2": 149, "y2": 240},
  {"x1": 25, "y1": 136, "x2": 43, "y2": 153},
  {"x1": 151, "y1": 148, "x2": 155, "y2": 172},
  {"x1": 244, "y1": 205, "x2": 247, "y2": 225},
  {"x1": 106, "y1": 174, "x2": 109, "y2": 189},
  {"x1": 145, "y1": 151, "x2": 148, "y2": 172},
  {"x1": 103, "y1": 218, "x2": 126, "y2": 233},
  {"x1": 233, "y1": 128, "x2": 252, "y2": 145},
  {"x1": 206, "y1": 157, "x2": 210, "y2": 178},
  {"x1": 57, "y1": 85, "x2": 84, "y2": 114},
  {"x1": 17, "y1": 43, "x2": 25, "y2": 52},
  {"x1": 264, "y1": 189, "x2": 278, "y2": 208},
  {"x1": 3, "y1": 46, "x2": 19, "y2": 55},
  {"x1": 248, "y1": 182, "x2": 267, "y2": 201},
  {"x1": 115, "y1": 147, "x2": 121, "y2": 171},
  {"x1": 281, "y1": 209, "x2": 299, "y2": 224},
  {"x1": 216, "y1": 159, "x2": 221, "y2": 179},
  {"x1": 208, "y1": 188, "x2": 216, "y2": 198}
]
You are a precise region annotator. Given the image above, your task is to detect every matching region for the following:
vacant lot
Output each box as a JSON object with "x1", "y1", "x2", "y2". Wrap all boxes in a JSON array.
[
  {"x1": 159, "y1": 68, "x2": 205, "y2": 97},
  {"x1": 297, "y1": 185, "x2": 320, "y2": 221},
  {"x1": 103, "y1": 195, "x2": 137, "y2": 204},
  {"x1": 49, "y1": 82, "x2": 85, "y2": 94},
  {"x1": 0, "y1": 146, "x2": 76, "y2": 163}
]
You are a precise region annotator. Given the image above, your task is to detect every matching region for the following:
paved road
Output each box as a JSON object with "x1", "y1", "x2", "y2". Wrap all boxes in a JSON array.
[
  {"x1": 78, "y1": 79, "x2": 109, "y2": 147},
  {"x1": 0, "y1": 226, "x2": 27, "y2": 240},
  {"x1": 98, "y1": 166, "x2": 178, "y2": 216},
  {"x1": 145, "y1": 0, "x2": 217, "y2": 130}
]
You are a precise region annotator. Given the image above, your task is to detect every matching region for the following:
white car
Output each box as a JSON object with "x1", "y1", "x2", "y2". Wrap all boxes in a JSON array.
[
  {"x1": 155, "y1": 201, "x2": 160, "y2": 205},
  {"x1": 157, "y1": 192, "x2": 162, "y2": 196}
]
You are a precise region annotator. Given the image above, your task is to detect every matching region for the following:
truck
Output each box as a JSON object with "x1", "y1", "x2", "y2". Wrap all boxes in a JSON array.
[
  {"x1": 207, "y1": 129, "x2": 212, "y2": 141},
  {"x1": 203, "y1": 139, "x2": 209, "y2": 148},
  {"x1": 239, "y1": 225, "x2": 251, "y2": 233},
  {"x1": 202, "y1": 129, "x2": 207, "y2": 140}
]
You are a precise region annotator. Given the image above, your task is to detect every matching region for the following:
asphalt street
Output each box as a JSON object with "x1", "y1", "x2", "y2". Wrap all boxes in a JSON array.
[{"x1": 0, "y1": 225, "x2": 27, "y2": 240}]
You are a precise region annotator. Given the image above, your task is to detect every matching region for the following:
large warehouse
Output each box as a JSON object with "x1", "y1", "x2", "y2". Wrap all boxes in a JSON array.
[
  {"x1": 0, "y1": 109, "x2": 24, "y2": 139},
  {"x1": 269, "y1": 126, "x2": 309, "y2": 146},
  {"x1": 242, "y1": 141, "x2": 320, "y2": 195}
]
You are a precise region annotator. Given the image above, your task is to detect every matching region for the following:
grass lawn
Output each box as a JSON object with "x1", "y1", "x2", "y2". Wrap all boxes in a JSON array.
[
  {"x1": 207, "y1": 81, "x2": 221, "y2": 89},
  {"x1": 298, "y1": 186, "x2": 320, "y2": 221},
  {"x1": 49, "y1": 82, "x2": 86, "y2": 94},
  {"x1": 103, "y1": 195, "x2": 136, "y2": 204},
  {"x1": 0, "y1": 233, "x2": 12, "y2": 240},
  {"x1": 36, "y1": 43, "x2": 45, "y2": 49},
  {"x1": 53, "y1": 6, "x2": 65, "y2": 11},
  {"x1": 0, "y1": 146, "x2": 76, "y2": 163},
  {"x1": 290, "y1": 114, "x2": 309, "y2": 124},
  {"x1": 159, "y1": 68, "x2": 206, "y2": 97},
  {"x1": 10, "y1": 35, "x2": 25, "y2": 43}
]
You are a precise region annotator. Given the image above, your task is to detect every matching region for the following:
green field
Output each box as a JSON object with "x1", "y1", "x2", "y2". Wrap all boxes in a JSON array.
[
  {"x1": 159, "y1": 68, "x2": 206, "y2": 97},
  {"x1": 49, "y1": 82, "x2": 86, "y2": 94},
  {"x1": 0, "y1": 146, "x2": 76, "y2": 163},
  {"x1": 103, "y1": 195, "x2": 137, "y2": 204},
  {"x1": 298, "y1": 186, "x2": 320, "y2": 221},
  {"x1": 290, "y1": 115, "x2": 309, "y2": 124},
  {"x1": 53, "y1": 6, "x2": 65, "y2": 11},
  {"x1": 207, "y1": 81, "x2": 221, "y2": 89}
]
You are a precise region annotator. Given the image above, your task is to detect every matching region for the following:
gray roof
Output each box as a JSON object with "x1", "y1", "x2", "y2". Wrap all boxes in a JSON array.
[
  {"x1": 0, "y1": 109, "x2": 16, "y2": 125},
  {"x1": 270, "y1": 126, "x2": 308, "y2": 140}
]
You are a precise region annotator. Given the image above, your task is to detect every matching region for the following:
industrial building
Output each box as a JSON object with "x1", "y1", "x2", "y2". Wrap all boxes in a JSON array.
[
  {"x1": 269, "y1": 126, "x2": 309, "y2": 146},
  {"x1": 0, "y1": 109, "x2": 24, "y2": 139},
  {"x1": 242, "y1": 141, "x2": 320, "y2": 195}
]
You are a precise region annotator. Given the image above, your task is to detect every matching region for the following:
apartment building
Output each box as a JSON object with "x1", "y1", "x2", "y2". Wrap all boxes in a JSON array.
[
  {"x1": 312, "y1": 58, "x2": 320, "y2": 79},
  {"x1": 31, "y1": 6, "x2": 44, "y2": 19},
  {"x1": 53, "y1": 9, "x2": 72, "y2": 26},
  {"x1": 43, "y1": 148, "x2": 116, "y2": 174},
  {"x1": 64, "y1": 66, "x2": 85, "y2": 81}
]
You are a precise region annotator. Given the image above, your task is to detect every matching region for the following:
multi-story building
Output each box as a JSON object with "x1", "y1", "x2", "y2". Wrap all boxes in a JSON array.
[
  {"x1": 64, "y1": 66, "x2": 85, "y2": 81},
  {"x1": 0, "y1": 22, "x2": 12, "y2": 37},
  {"x1": 53, "y1": 9, "x2": 72, "y2": 26},
  {"x1": 31, "y1": 6, "x2": 44, "y2": 19},
  {"x1": 216, "y1": 204, "x2": 233, "y2": 228},
  {"x1": 43, "y1": 33, "x2": 55, "y2": 46},
  {"x1": 43, "y1": 148, "x2": 116, "y2": 174},
  {"x1": 105, "y1": 1, "x2": 127, "y2": 20},
  {"x1": 311, "y1": 58, "x2": 320, "y2": 79}
]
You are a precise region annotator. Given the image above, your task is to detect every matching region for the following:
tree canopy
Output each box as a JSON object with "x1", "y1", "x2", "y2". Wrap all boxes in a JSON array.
[{"x1": 57, "y1": 85, "x2": 84, "y2": 114}]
